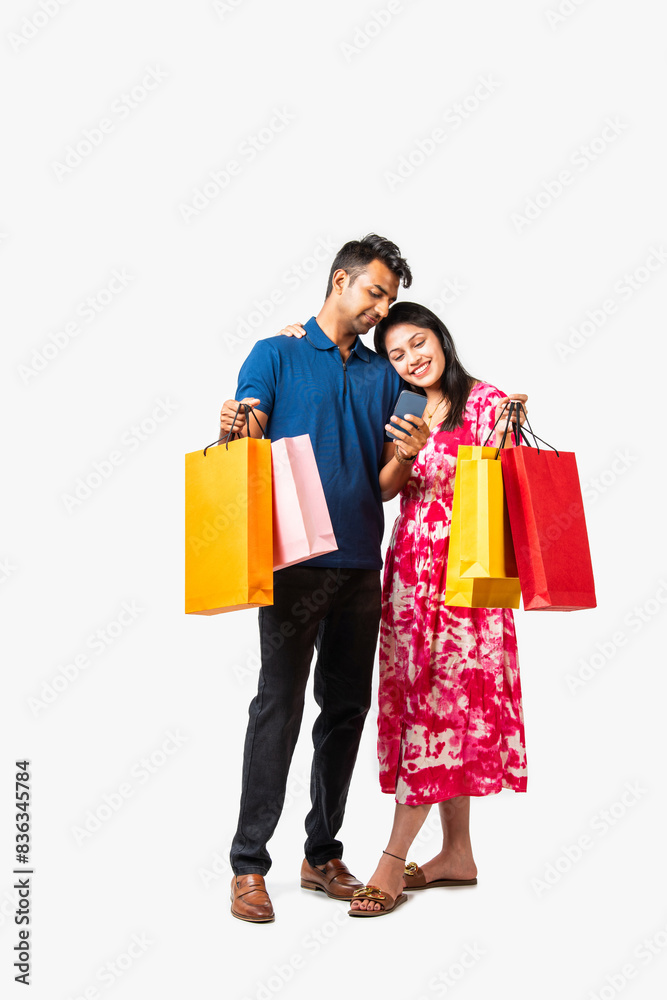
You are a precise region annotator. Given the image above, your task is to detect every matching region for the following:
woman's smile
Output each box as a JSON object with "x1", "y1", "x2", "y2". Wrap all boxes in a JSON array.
[{"x1": 384, "y1": 323, "x2": 446, "y2": 388}]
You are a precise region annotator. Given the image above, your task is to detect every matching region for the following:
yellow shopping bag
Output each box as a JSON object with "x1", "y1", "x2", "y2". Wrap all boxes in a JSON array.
[
  {"x1": 185, "y1": 436, "x2": 273, "y2": 615},
  {"x1": 459, "y1": 454, "x2": 519, "y2": 580},
  {"x1": 445, "y1": 445, "x2": 521, "y2": 609}
]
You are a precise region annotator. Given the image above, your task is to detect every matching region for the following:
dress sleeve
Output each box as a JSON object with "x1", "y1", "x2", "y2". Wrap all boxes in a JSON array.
[
  {"x1": 473, "y1": 383, "x2": 507, "y2": 447},
  {"x1": 235, "y1": 340, "x2": 277, "y2": 417}
]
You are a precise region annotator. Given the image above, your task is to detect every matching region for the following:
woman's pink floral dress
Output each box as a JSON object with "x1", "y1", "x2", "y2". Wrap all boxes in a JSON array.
[{"x1": 378, "y1": 381, "x2": 528, "y2": 805}]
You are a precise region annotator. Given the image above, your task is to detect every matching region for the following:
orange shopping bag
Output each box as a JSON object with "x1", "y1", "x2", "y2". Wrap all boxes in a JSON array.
[{"x1": 185, "y1": 419, "x2": 273, "y2": 614}]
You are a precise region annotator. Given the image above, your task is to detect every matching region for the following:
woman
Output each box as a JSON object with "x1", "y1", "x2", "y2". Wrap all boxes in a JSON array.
[
  {"x1": 349, "y1": 302, "x2": 528, "y2": 916},
  {"x1": 277, "y1": 303, "x2": 528, "y2": 917}
]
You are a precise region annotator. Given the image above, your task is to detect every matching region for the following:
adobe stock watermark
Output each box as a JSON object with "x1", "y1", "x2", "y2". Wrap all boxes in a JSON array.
[
  {"x1": 408, "y1": 808, "x2": 443, "y2": 855},
  {"x1": 0, "y1": 885, "x2": 19, "y2": 932},
  {"x1": 384, "y1": 75, "x2": 501, "y2": 191},
  {"x1": 256, "y1": 570, "x2": 353, "y2": 651},
  {"x1": 186, "y1": 471, "x2": 272, "y2": 557},
  {"x1": 416, "y1": 944, "x2": 486, "y2": 998},
  {"x1": 584, "y1": 915, "x2": 667, "y2": 1000},
  {"x1": 51, "y1": 66, "x2": 168, "y2": 180},
  {"x1": 186, "y1": 440, "x2": 300, "y2": 558},
  {"x1": 545, "y1": 0, "x2": 593, "y2": 30},
  {"x1": 511, "y1": 117, "x2": 628, "y2": 233},
  {"x1": 179, "y1": 107, "x2": 296, "y2": 224},
  {"x1": 70, "y1": 730, "x2": 189, "y2": 846},
  {"x1": 212, "y1": 0, "x2": 249, "y2": 18},
  {"x1": 230, "y1": 573, "x2": 354, "y2": 684},
  {"x1": 0, "y1": 558, "x2": 17, "y2": 585},
  {"x1": 531, "y1": 780, "x2": 647, "y2": 896},
  {"x1": 18, "y1": 268, "x2": 134, "y2": 384},
  {"x1": 222, "y1": 236, "x2": 338, "y2": 352},
  {"x1": 232, "y1": 648, "x2": 260, "y2": 685},
  {"x1": 64, "y1": 932, "x2": 153, "y2": 999},
  {"x1": 7, "y1": 0, "x2": 74, "y2": 53},
  {"x1": 241, "y1": 908, "x2": 353, "y2": 1000},
  {"x1": 27, "y1": 601, "x2": 145, "y2": 717},
  {"x1": 565, "y1": 579, "x2": 667, "y2": 695},
  {"x1": 554, "y1": 246, "x2": 667, "y2": 360},
  {"x1": 339, "y1": 0, "x2": 414, "y2": 63},
  {"x1": 61, "y1": 396, "x2": 179, "y2": 513},
  {"x1": 427, "y1": 277, "x2": 468, "y2": 314},
  {"x1": 580, "y1": 447, "x2": 638, "y2": 506},
  {"x1": 403, "y1": 796, "x2": 473, "y2": 863},
  {"x1": 198, "y1": 770, "x2": 309, "y2": 889}
]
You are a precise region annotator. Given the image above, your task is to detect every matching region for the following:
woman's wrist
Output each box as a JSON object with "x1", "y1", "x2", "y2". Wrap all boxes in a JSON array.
[{"x1": 394, "y1": 444, "x2": 417, "y2": 466}]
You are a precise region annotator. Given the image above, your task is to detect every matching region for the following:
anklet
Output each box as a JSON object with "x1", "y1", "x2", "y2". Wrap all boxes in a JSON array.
[{"x1": 382, "y1": 850, "x2": 406, "y2": 862}]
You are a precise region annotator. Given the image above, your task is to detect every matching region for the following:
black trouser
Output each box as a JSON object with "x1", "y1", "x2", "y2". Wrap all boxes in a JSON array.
[{"x1": 230, "y1": 565, "x2": 382, "y2": 875}]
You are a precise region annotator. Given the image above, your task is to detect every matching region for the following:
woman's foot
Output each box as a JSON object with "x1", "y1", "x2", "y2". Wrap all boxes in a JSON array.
[
  {"x1": 407, "y1": 848, "x2": 477, "y2": 886},
  {"x1": 349, "y1": 853, "x2": 406, "y2": 912}
]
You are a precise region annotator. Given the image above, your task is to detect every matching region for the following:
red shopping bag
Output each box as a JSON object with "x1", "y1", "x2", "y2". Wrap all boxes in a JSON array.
[
  {"x1": 499, "y1": 406, "x2": 596, "y2": 611},
  {"x1": 271, "y1": 435, "x2": 338, "y2": 570}
]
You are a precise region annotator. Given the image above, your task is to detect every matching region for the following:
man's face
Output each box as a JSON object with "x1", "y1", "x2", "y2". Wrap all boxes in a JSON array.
[{"x1": 335, "y1": 259, "x2": 400, "y2": 336}]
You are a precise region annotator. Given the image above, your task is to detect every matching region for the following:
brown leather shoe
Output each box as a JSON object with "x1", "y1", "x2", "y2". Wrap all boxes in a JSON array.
[
  {"x1": 230, "y1": 874, "x2": 275, "y2": 923},
  {"x1": 300, "y1": 858, "x2": 364, "y2": 900}
]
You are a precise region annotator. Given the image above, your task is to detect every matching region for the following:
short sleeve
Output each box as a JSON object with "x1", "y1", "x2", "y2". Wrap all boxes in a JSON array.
[
  {"x1": 235, "y1": 340, "x2": 277, "y2": 417},
  {"x1": 472, "y1": 383, "x2": 507, "y2": 446},
  {"x1": 384, "y1": 373, "x2": 407, "y2": 443}
]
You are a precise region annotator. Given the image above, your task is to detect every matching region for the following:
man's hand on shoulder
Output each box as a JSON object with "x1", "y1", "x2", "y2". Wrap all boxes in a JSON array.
[{"x1": 277, "y1": 323, "x2": 306, "y2": 338}]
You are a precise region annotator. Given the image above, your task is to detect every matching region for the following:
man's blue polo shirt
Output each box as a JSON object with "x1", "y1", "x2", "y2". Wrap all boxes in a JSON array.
[{"x1": 235, "y1": 317, "x2": 403, "y2": 570}]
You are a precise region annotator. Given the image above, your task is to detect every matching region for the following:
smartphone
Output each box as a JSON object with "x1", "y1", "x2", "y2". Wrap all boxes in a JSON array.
[{"x1": 386, "y1": 390, "x2": 427, "y2": 441}]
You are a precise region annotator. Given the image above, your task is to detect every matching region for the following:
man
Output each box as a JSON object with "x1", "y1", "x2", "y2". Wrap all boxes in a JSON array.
[{"x1": 220, "y1": 234, "x2": 417, "y2": 923}]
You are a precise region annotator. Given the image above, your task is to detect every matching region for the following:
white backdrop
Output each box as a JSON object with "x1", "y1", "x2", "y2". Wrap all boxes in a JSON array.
[{"x1": 3, "y1": 1, "x2": 666, "y2": 998}]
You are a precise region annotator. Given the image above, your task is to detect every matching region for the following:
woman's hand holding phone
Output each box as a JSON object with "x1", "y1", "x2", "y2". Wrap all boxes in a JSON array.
[{"x1": 385, "y1": 413, "x2": 430, "y2": 462}]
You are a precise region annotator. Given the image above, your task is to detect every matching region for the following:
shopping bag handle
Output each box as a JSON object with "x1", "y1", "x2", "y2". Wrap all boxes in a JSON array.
[
  {"x1": 510, "y1": 402, "x2": 560, "y2": 457},
  {"x1": 497, "y1": 401, "x2": 519, "y2": 453},
  {"x1": 484, "y1": 401, "x2": 559, "y2": 458},
  {"x1": 203, "y1": 403, "x2": 266, "y2": 456},
  {"x1": 484, "y1": 400, "x2": 522, "y2": 451}
]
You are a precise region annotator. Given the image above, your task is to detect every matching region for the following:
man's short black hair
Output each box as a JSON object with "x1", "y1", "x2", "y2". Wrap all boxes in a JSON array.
[{"x1": 325, "y1": 234, "x2": 412, "y2": 297}]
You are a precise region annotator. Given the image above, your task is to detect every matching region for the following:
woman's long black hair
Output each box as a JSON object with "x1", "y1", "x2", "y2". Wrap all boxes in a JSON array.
[{"x1": 374, "y1": 302, "x2": 478, "y2": 432}]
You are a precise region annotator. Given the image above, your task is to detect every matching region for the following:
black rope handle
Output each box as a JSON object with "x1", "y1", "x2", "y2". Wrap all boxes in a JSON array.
[
  {"x1": 483, "y1": 399, "x2": 560, "y2": 458},
  {"x1": 512, "y1": 402, "x2": 560, "y2": 457},
  {"x1": 484, "y1": 399, "x2": 521, "y2": 453},
  {"x1": 493, "y1": 404, "x2": 536, "y2": 458},
  {"x1": 203, "y1": 403, "x2": 266, "y2": 456},
  {"x1": 494, "y1": 401, "x2": 518, "y2": 457},
  {"x1": 483, "y1": 399, "x2": 517, "y2": 447}
]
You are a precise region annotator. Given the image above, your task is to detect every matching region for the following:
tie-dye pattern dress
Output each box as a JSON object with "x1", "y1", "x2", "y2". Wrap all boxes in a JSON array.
[{"x1": 378, "y1": 381, "x2": 528, "y2": 805}]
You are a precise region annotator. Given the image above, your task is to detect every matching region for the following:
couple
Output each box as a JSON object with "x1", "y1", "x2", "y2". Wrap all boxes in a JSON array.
[{"x1": 220, "y1": 234, "x2": 528, "y2": 920}]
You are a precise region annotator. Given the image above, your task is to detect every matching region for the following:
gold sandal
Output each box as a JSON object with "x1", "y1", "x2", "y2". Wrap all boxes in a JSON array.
[
  {"x1": 403, "y1": 861, "x2": 477, "y2": 890},
  {"x1": 348, "y1": 884, "x2": 407, "y2": 918}
]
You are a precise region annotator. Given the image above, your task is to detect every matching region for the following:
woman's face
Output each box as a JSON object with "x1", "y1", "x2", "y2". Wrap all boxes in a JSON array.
[{"x1": 383, "y1": 323, "x2": 445, "y2": 388}]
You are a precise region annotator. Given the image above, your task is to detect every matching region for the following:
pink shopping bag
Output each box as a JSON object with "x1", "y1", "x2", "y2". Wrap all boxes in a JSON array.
[{"x1": 271, "y1": 435, "x2": 338, "y2": 570}]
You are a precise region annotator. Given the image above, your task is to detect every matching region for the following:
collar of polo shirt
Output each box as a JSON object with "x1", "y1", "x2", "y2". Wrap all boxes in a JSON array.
[{"x1": 304, "y1": 316, "x2": 371, "y2": 363}]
